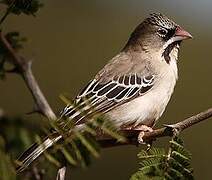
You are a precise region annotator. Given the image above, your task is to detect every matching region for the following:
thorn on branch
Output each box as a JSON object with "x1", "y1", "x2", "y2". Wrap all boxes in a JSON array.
[{"x1": 26, "y1": 108, "x2": 42, "y2": 116}]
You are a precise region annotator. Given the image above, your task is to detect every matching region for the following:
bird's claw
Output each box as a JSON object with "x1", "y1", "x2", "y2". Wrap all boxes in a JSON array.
[
  {"x1": 136, "y1": 125, "x2": 153, "y2": 144},
  {"x1": 138, "y1": 131, "x2": 145, "y2": 144}
]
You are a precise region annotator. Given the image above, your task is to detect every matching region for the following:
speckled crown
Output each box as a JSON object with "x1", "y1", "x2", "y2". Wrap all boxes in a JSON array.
[{"x1": 145, "y1": 13, "x2": 177, "y2": 29}]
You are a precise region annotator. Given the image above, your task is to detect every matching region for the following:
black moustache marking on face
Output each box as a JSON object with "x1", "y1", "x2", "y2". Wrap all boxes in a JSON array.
[
  {"x1": 162, "y1": 41, "x2": 180, "y2": 64},
  {"x1": 163, "y1": 28, "x2": 176, "y2": 41}
]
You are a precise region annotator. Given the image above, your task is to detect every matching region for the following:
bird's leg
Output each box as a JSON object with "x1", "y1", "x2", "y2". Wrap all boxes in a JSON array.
[
  {"x1": 134, "y1": 125, "x2": 154, "y2": 144},
  {"x1": 121, "y1": 123, "x2": 154, "y2": 145}
]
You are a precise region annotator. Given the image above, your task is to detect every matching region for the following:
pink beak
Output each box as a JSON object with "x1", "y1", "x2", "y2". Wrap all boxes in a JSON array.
[{"x1": 175, "y1": 26, "x2": 193, "y2": 40}]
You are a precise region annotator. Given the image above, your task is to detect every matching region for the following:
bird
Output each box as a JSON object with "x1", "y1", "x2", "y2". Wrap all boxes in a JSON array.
[{"x1": 16, "y1": 12, "x2": 192, "y2": 172}]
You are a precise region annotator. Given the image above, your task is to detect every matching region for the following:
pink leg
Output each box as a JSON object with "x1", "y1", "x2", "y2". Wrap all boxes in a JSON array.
[
  {"x1": 134, "y1": 125, "x2": 153, "y2": 144},
  {"x1": 122, "y1": 124, "x2": 154, "y2": 144}
]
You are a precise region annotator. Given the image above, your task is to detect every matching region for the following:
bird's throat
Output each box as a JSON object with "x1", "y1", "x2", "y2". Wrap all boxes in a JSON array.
[{"x1": 162, "y1": 41, "x2": 180, "y2": 64}]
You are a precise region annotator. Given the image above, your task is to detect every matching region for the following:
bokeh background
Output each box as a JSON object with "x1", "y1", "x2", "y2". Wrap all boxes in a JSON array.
[{"x1": 0, "y1": 0, "x2": 212, "y2": 179}]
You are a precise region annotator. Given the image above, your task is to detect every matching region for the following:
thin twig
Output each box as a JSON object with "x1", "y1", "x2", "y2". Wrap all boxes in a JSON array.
[
  {"x1": 97, "y1": 108, "x2": 212, "y2": 147},
  {"x1": 56, "y1": 166, "x2": 66, "y2": 180},
  {"x1": 0, "y1": 31, "x2": 56, "y2": 119}
]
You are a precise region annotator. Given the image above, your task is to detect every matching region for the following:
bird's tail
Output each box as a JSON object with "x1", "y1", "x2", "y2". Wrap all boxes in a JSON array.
[
  {"x1": 16, "y1": 134, "x2": 62, "y2": 173},
  {"x1": 16, "y1": 102, "x2": 87, "y2": 172}
]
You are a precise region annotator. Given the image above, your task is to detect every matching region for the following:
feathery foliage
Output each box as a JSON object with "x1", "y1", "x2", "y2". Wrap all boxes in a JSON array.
[
  {"x1": 0, "y1": 116, "x2": 39, "y2": 179},
  {"x1": 38, "y1": 94, "x2": 126, "y2": 169},
  {"x1": 130, "y1": 136, "x2": 194, "y2": 180}
]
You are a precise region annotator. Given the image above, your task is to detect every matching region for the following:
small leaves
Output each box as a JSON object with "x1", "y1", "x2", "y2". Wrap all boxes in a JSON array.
[
  {"x1": 5, "y1": 31, "x2": 27, "y2": 51},
  {"x1": 138, "y1": 148, "x2": 165, "y2": 160},
  {"x1": 94, "y1": 117, "x2": 126, "y2": 142},
  {"x1": 0, "y1": 0, "x2": 43, "y2": 16},
  {"x1": 38, "y1": 97, "x2": 126, "y2": 170},
  {"x1": 131, "y1": 136, "x2": 194, "y2": 180},
  {"x1": 2, "y1": 116, "x2": 46, "y2": 175},
  {"x1": 0, "y1": 31, "x2": 26, "y2": 79},
  {"x1": 60, "y1": 147, "x2": 77, "y2": 166},
  {"x1": 74, "y1": 131, "x2": 99, "y2": 158}
]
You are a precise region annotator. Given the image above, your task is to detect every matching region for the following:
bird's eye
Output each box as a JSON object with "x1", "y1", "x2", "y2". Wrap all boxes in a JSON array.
[{"x1": 157, "y1": 28, "x2": 168, "y2": 37}]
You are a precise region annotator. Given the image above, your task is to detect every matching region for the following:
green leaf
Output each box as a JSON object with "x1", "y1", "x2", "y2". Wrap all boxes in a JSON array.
[
  {"x1": 84, "y1": 124, "x2": 97, "y2": 136},
  {"x1": 131, "y1": 136, "x2": 194, "y2": 179},
  {"x1": 138, "y1": 148, "x2": 165, "y2": 160},
  {"x1": 61, "y1": 147, "x2": 77, "y2": 166},
  {"x1": 170, "y1": 139, "x2": 192, "y2": 160},
  {"x1": 43, "y1": 151, "x2": 61, "y2": 168},
  {"x1": 74, "y1": 131, "x2": 99, "y2": 158},
  {"x1": 94, "y1": 118, "x2": 126, "y2": 142},
  {"x1": 59, "y1": 94, "x2": 73, "y2": 105},
  {"x1": 70, "y1": 140, "x2": 86, "y2": 167}
]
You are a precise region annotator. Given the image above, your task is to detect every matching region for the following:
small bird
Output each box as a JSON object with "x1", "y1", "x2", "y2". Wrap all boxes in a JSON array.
[{"x1": 17, "y1": 13, "x2": 192, "y2": 172}]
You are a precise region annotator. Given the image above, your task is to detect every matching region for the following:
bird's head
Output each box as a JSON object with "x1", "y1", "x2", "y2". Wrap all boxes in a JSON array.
[{"x1": 125, "y1": 13, "x2": 192, "y2": 60}]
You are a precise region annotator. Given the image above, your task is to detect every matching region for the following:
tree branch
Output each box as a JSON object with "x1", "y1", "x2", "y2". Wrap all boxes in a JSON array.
[
  {"x1": 98, "y1": 108, "x2": 212, "y2": 148},
  {"x1": 0, "y1": 31, "x2": 56, "y2": 120},
  {"x1": 0, "y1": 30, "x2": 61, "y2": 179},
  {"x1": 0, "y1": 31, "x2": 61, "y2": 180}
]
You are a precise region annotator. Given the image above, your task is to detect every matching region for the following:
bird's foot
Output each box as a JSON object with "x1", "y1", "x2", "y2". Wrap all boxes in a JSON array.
[
  {"x1": 134, "y1": 125, "x2": 153, "y2": 144},
  {"x1": 121, "y1": 124, "x2": 154, "y2": 145}
]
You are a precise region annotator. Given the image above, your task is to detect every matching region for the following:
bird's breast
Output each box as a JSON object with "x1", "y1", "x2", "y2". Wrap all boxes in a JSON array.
[{"x1": 106, "y1": 60, "x2": 178, "y2": 128}]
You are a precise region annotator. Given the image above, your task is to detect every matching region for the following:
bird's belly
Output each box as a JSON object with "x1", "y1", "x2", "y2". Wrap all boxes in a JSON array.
[{"x1": 106, "y1": 76, "x2": 176, "y2": 128}]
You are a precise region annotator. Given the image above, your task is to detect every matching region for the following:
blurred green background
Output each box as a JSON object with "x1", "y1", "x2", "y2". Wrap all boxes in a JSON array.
[{"x1": 0, "y1": 0, "x2": 212, "y2": 179}]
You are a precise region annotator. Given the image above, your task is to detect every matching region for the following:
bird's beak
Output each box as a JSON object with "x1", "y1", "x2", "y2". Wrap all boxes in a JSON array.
[
  {"x1": 162, "y1": 26, "x2": 192, "y2": 50},
  {"x1": 174, "y1": 26, "x2": 193, "y2": 40}
]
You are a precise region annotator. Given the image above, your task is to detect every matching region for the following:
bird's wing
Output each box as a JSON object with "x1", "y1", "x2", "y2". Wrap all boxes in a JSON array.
[
  {"x1": 60, "y1": 73, "x2": 155, "y2": 125},
  {"x1": 59, "y1": 51, "x2": 156, "y2": 125}
]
